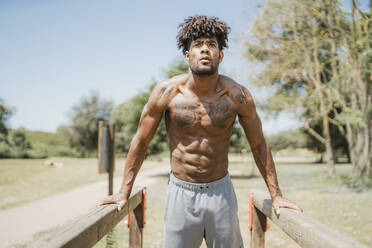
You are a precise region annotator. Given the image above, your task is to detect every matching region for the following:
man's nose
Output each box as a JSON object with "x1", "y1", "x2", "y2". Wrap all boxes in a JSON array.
[{"x1": 201, "y1": 44, "x2": 210, "y2": 53}]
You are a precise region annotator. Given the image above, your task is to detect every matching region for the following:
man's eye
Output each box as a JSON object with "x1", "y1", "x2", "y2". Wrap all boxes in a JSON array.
[{"x1": 209, "y1": 43, "x2": 216, "y2": 47}]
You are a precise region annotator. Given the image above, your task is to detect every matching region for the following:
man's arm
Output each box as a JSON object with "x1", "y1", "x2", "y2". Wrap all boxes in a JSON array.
[
  {"x1": 100, "y1": 83, "x2": 169, "y2": 210},
  {"x1": 235, "y1": 86, "x2": 302, "y2": 215}
]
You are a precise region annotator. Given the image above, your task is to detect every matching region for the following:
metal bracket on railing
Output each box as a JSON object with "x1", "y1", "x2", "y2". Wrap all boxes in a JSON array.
[
  {"x1": 126, "y1": 213, "x2": 130, "y2": 228},
  {"x1": 249, "y1": 192, "x2": 253, "y2": 231},
  {"x1": 126, "y1": 188, "x2": 146, "y2": 229},
  {"x1": 249, "y1": 192, "x2": 268, "y2": 232},
  {"x1": 142, "y1": 187, "x2": 146, "y2": 227}
]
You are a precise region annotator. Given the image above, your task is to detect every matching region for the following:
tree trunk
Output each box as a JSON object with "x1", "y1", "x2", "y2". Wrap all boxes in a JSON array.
[
  {"x1": 323, "y1": 115, "x2": 335, "y2": 175},
  {"x1": 346, "y1": 123, "x2": 370, "y2": 176},
  {"x1": 368, "y1": 111, "x2": 372, "y2": 177},
  {"x1": 311, "y1": 21, "x2": 335, "y2": 175}
]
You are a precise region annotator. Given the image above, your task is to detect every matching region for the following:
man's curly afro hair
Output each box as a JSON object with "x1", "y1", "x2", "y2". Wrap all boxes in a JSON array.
[{"x1": 177, "y1": 15, "x2": 231, "y2": 55}]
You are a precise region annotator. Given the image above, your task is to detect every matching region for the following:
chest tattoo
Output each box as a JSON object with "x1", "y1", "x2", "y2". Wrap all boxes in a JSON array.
[
  {"x1": 205, "y1": 98, "x2": 233, "y2": 128},
  {"x1": 172, "y1": 98, "x2": 233, "y2": 128},
  {"x1": 174, "y1": 103, "x2": 196, "y2": 126}
]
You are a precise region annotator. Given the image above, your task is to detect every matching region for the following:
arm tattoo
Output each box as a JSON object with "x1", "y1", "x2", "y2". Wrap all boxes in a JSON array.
[
  {"x1": 160, "y1": 87, "x2": 170, "y2": 98},
  {"x1": 236, "y1": 88, "x2": 247, "y2": 104},
  {"x1": 236, "y1": 94, "x2": 246, "y2": 104}
]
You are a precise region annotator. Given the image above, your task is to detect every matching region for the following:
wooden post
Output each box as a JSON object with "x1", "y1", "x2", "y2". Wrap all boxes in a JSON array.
[
  {"x1": 129, "y1": 201, "x2": 144, "y2": 248},
  {"x1": 251, "y1": 206, "x2": 266, "y2": 248},
  {"x1": 98, "y1": 121, "x2": 115, "y2": 195},
  {"x1": 107, "y1": 123, "x2": 115, "y2": 195},
  {"x1": 98, "y1": 121, "x2": 116, "y2": 247}
]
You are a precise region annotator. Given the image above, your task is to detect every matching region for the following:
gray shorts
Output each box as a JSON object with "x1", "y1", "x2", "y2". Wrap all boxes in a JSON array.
[{"x1": 164, "y1": 172, "x2": 244, "y2": 248}]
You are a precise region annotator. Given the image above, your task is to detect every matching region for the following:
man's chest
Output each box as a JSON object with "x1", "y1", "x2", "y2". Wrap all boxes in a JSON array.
[{"x1": 166, "y1": 94, "x2": 237, "y2": 130}]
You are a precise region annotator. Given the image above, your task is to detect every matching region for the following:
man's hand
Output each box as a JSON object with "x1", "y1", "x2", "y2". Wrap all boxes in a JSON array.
[
  {"x1": 272, "y1": 195, "x2": 303, "y2": 216},
  {"x1": 99, "y1": 192, "x2": 128, "y2": 211}
]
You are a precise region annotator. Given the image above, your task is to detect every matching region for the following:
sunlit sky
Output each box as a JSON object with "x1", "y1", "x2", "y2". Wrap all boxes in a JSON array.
[{"x1": 8, "y1": 0, "x2": 359, "y2": 135}]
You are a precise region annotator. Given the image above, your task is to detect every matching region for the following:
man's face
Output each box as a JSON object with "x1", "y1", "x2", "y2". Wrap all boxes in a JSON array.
[{"x1": 185, "y1": 36, "x2": 224, "y2": 76}]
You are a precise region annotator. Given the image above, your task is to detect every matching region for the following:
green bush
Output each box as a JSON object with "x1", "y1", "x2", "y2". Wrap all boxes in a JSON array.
[{"x1": 266, "y1": 129, "x2": 307, "y2": 151}]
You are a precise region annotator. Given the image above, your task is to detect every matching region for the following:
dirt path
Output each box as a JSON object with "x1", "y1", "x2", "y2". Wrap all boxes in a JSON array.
[{"x1": 0, "y1": 164, "x2": 170, "y2": 248}]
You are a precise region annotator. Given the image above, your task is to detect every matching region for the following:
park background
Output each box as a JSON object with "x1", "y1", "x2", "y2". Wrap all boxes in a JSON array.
[{"x1": 0, "y1": 0, "x2": 371, "y2": 247}]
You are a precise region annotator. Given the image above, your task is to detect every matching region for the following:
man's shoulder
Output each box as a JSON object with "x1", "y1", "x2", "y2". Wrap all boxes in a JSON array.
[
  {"x1": 155, "y1": 73, "x2": 187, "y2": 94},
  {"x1": 219, "y1": 75, "x2": 253, "y2": 103},
  {"x1": 160, "y1": 73, "x2": 188, "y2": 87},
  {"x1": 148, "y1": 74, "x2": 187, "y2": 108}
]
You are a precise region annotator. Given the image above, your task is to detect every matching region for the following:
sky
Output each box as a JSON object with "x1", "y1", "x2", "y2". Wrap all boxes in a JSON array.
[{"x1": 0, "y1": 0, "x2": 303, "y2": 135}]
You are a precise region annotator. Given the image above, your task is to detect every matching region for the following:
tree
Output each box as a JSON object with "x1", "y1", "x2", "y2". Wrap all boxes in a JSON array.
[
  {"x1": 303, "y1": 122, "x2": 349, "y2": 163},
  {"x1": 8, "y1": 128, "x2": 32, "y2": 158},
  {"x1": 0, "y1": 98, "x2": 12, "y2": 136},
  {"x1": 243, "y1": 0, "x2": 353, "y2": 175},
  {"x1": 332, "y1": 0, "x2": 372, "y2": 176},
  {"x1": 0, "y1": 98, "x2": 12, "y2": 157},
  {"x1": 111, "y1": 82, "x2": 168, "y2": 156},
  {"x1": 244, "y1": 0, "x2": 372, "y2": 177},
  {"x1": 0, "y1": 99, "x2": 33, "y2": 158},
  {"x1": 66, "y1": 91, "x2": 113, "y2": 157}
]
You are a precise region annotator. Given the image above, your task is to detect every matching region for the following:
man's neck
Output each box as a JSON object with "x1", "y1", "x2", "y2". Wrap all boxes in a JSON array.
[{"x1": 187, "y1": 71, "x2": 220, "y2": 98}]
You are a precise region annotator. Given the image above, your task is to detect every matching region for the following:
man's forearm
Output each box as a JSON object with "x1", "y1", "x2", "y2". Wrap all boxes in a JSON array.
[
  {"x1": 251, "y1": 139, "x2": 282, "y2": 199},
  {"x1": 119, "y1": 136, "x2": 148, "y2": 199}
]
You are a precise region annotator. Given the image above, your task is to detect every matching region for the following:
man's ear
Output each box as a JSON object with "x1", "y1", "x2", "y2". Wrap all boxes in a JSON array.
[
  {"x1": 184, "y1": 51, "x2": 190, "y2": 63},
  {"x1": 219, "y1": 51, "x2": 224, "y2": 63}
]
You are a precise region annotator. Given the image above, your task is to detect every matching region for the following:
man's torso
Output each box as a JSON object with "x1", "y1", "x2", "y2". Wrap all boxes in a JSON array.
[{"x1": 161, "y1": 74, "x2": 246, "y2": 183}]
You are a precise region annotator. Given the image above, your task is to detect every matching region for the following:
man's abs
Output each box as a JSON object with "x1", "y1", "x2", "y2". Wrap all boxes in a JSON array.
[{"x1": 168, "y1": 134, "x2": 231, "y2": 183}]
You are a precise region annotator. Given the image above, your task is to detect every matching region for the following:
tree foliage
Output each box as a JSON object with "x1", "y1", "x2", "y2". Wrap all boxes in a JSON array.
[
  {"x1": 66, "y1": 91, "x2": 113, "y2": 157},
  {"x1": 244, "y1": 0, "x2": 372, "y2": 176},
  {"x1": 111, "y1": 82, "x2": 168, "y2": 156},
  {"x1": 0, "y1": 98, "x2": 34, "y2": 158},
  {"x1": 0, "y1": 98, "x2": 12, "y2": 136}
]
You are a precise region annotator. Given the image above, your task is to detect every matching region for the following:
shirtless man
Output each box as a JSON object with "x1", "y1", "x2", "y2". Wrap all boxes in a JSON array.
[{"x1": 101, "y1": 15, "x2": 302, "y2": 247}]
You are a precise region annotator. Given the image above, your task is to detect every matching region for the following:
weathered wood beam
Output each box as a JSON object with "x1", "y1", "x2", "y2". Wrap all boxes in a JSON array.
[
  {"x1": 29, "y1": 188, "x2": 143, "y2": 248},
  {"x1": 129, "y1": 202, "x2": 144, "y2": 248},
  {"x1": 250, "y1": 189, "x2": 368, "y2": 248},
  {"x1": 250, "y1": 205, "x2": 266, "y2": 248}
]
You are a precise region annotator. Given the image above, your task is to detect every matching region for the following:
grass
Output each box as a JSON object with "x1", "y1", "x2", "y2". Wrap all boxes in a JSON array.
[{"x1": 0, "y1": 156, "x2": 166, "y2": 210}]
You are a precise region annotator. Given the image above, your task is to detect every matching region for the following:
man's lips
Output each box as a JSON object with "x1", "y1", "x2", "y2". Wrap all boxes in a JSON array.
[
  {"x1": 199, "y1": 56, "x2": 211, "y2": 61},
  {"x1": 199, "y1": 57, "x2": 211, "y2": 63}
]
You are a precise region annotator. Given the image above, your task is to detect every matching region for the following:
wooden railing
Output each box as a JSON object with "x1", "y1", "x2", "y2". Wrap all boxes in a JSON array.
[
  {"x1": 29, "y1": 187, "x2": 368, "y2": 248},
  {"x1": 29, "y1": 187, "x2": 146, "y2": 248},
  {"x1": 249, "y1": 189, "x2": 368, "y2": 248}
]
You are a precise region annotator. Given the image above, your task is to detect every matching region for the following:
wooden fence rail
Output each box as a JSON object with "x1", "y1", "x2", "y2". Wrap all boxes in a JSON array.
[
  {"x1": 249, "y1": 189, "x2": 368, "y2": 248},
  {"x1": 29, "y1": 187, "x2": 368, "y2": 248},
  {"x1": 29, "y1": 188, "x2": 145, "y2": 248}
]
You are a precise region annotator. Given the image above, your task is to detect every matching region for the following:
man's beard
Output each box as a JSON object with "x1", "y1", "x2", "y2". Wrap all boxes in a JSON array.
[{"x1": 190, "y1": 63, "x2": 218, "y2": 76}]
